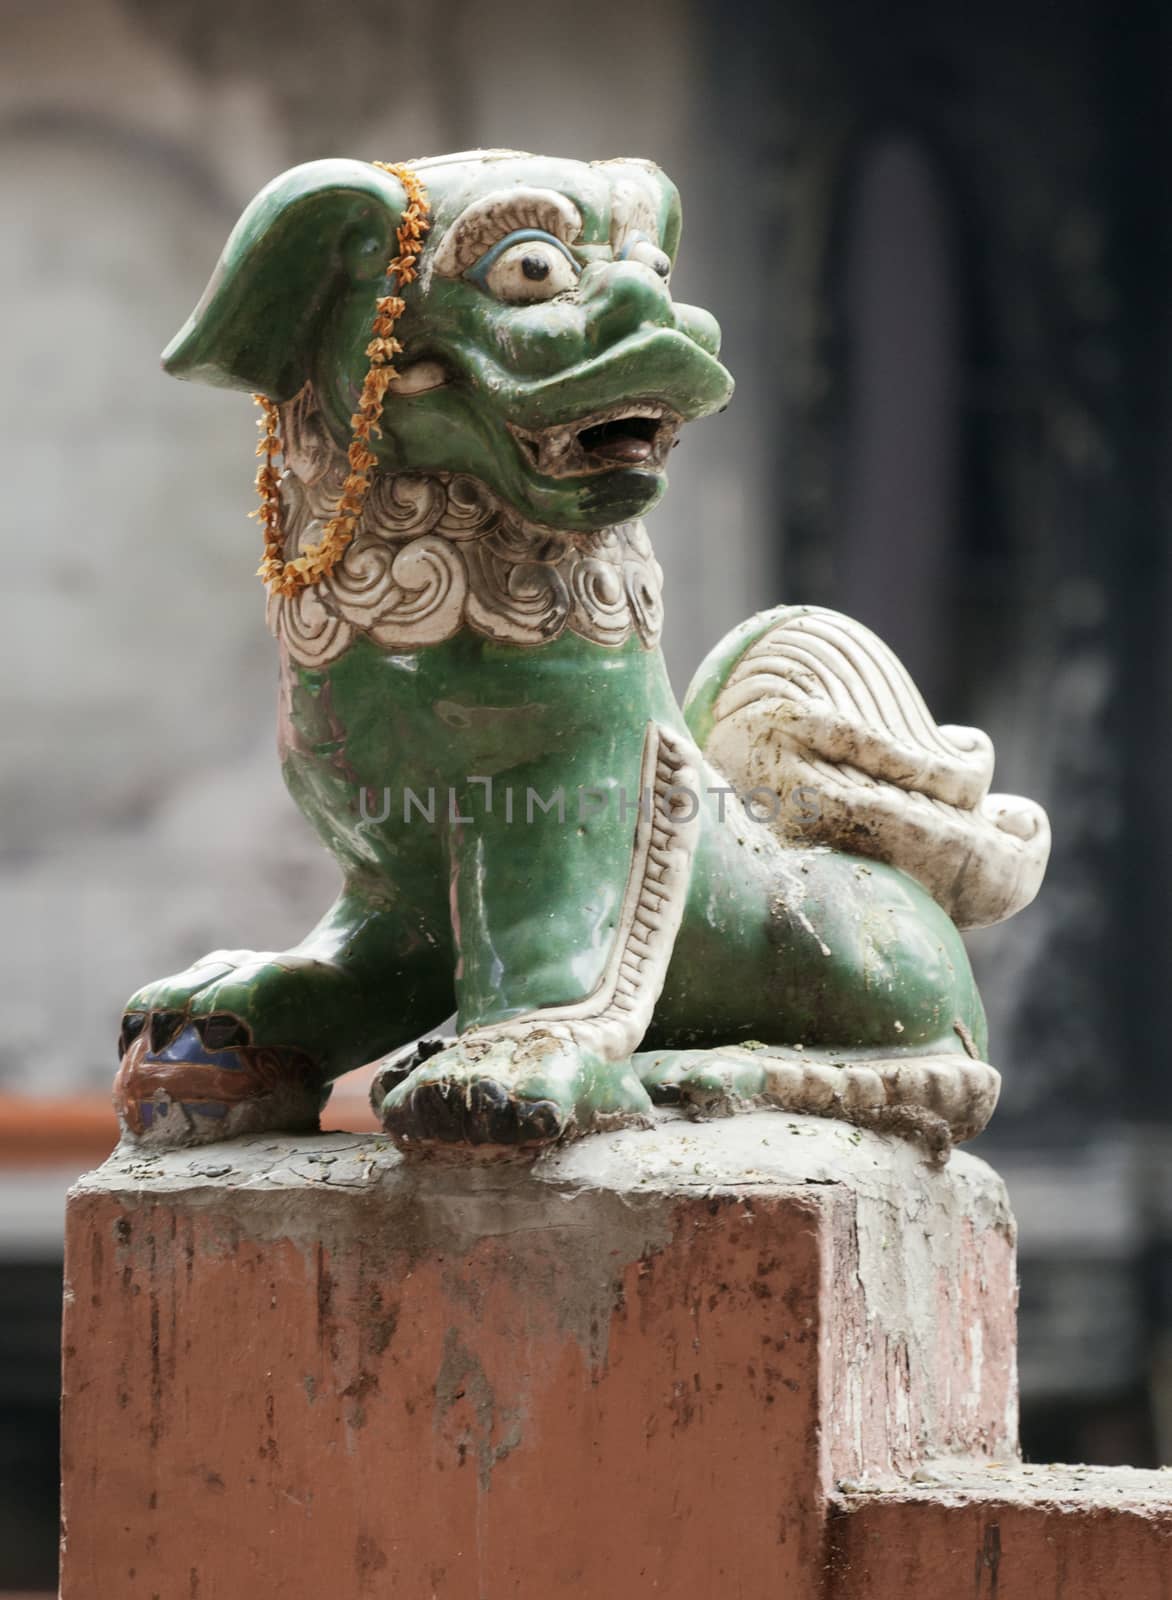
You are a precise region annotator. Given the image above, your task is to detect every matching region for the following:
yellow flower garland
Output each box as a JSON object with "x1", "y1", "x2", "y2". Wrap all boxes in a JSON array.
[{"x1": 251, "y1": 161, "x2": 432, "y2": 596}]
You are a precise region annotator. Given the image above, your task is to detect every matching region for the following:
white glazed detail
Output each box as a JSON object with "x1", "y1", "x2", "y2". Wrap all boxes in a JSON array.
[
  {"x1": 702, "y1": 606, "x2": 1051, "y2": 930},
  {"x1": 266, "y1": 388, "x2": 664, "y2": 666}
]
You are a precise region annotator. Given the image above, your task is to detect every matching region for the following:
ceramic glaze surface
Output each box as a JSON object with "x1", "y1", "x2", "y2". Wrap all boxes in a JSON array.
[{"x1": 115, "y1": 150, "x2": 1049, "y2": 1153}]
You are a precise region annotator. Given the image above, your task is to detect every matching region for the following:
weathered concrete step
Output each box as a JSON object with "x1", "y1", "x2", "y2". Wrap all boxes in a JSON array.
[{"x1": 830, "y1": 1462, "x2": 1172, "y2": 1598}]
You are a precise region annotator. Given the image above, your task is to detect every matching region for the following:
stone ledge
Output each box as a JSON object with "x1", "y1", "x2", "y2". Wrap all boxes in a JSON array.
[
  {"x1": 73, "y1": 1107, "x2": 1014, "y2": 1207},
  {"x1": 838, "y1": 1459, "x2": 1172, "y2": 1506}
]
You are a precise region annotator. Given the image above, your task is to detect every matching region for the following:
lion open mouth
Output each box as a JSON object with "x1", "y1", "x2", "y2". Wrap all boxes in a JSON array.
[{"x1": 508, "y1": 401, "x2": 680, "y2": 478}]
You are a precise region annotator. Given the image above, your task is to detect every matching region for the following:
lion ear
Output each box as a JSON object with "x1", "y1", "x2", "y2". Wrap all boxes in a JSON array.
[{"x1": 162, "y1": 159, "x2": 407, "y2": 401}]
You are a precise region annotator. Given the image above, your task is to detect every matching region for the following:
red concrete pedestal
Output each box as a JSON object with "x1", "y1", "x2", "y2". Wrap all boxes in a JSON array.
[{"x1": 60, "y1": 1112, "x2": 1017, "y2": 1598}]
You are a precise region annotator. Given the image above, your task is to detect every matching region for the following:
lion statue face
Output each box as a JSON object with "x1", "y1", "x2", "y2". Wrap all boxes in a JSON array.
[{"x1": 164, "y1": 151, "x2": 734, "y2": 531}]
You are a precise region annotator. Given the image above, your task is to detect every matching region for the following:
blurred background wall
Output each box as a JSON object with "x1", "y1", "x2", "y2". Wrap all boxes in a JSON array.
[{"x1": 1, "y1": 0, "x2": 1170, "y2": 1587}]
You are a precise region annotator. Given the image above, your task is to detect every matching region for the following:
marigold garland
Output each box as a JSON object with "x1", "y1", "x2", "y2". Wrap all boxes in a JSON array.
[{"x1": 251, "y1": 161, "x2": 431, "y2": 596}]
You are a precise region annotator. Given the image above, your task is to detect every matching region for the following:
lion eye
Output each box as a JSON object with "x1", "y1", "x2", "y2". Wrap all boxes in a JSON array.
[{"x1": 478, "y1": 236, "x2": 578, "y2": 303}]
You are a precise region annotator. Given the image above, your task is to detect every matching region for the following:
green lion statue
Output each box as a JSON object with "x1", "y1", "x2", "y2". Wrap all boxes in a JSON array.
[{"x1": 114, "y1": 150, "x2": 1049, "y2": 1154}]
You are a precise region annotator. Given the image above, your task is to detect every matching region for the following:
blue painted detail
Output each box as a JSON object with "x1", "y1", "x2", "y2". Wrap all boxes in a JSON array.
[
  {"x1": 617, "y1": 231, "x2": 650, "y2": 260},
  {"x1": 146, "y1": 1025, "x2": 245, "y2": 1071},
  {"x1": 465, "y1": 230, "x2": 580, "y2": 287}
]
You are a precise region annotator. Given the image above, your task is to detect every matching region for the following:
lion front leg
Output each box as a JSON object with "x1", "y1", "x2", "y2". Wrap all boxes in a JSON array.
[
  {"x1": 376, "y1": 724, "x2": 701, "y2": 1150},
  {"x1": 115, "y1": 886, "x2": 454, "y2": 1146}
]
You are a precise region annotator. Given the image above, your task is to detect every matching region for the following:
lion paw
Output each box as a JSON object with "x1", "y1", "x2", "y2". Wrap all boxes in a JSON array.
[{"x1": 375, "y1": 1032, "x2": 651, "y2": 1151}]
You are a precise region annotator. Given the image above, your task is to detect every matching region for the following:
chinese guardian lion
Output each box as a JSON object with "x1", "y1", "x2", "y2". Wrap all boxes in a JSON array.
[{"x1": 114, "y1": 151, "x2": 1049, "y2": 1155}]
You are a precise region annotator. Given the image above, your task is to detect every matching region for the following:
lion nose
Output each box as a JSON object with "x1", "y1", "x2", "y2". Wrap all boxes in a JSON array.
[
  {"x1": 672, "y1": 302, "x2": 722, "y2": 357},
  {"x1": 579, "y1": 260, "x2": 677, "y2": 351}
]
